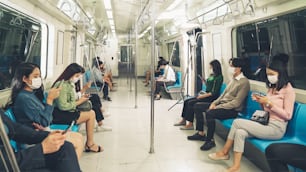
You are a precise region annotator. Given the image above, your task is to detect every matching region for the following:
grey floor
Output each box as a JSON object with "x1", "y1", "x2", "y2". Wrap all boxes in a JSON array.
[{"x1": 79, "y1": 78, "x2": 262, "y2": 172}]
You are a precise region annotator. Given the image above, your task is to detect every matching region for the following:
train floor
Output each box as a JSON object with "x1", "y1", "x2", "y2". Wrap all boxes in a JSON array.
[{"x1": 79, "y1": 78, "x2": 262, "y2": 172}]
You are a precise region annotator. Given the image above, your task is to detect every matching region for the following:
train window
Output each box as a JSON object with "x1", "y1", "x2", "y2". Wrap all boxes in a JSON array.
[
  {"x1": 168, "y1": 41, "x2": 180, "y2": 67},
  {"x1": 234, "y1": 9, "x2": 306, "y2": 90},
  {"x1": 0, "y1": 4, "x2": 42, "y2": 90}
]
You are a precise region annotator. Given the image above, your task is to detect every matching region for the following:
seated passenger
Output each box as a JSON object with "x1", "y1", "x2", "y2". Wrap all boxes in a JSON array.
[
  {"x1": 92, "y1": 59, "x2": 112, "y2": 101},
  {"x1": 154, "y1": 60, "x2": 176, "y2": 100},
  {"x1": 11, "y1": 62, "x2": 83, "y2": 158},
  {"x1": 187, "y1": 58, "x2": 250, "y2": 151},
  {"x1": 143, "y1": 56, "x2": 166, "y2": 86},
  {"x1": 266, "y1": 143, "x2": 306, "y2": 172},
  {"x1": 52, "y1": 63, "x2": 103, "y2": 153},
  {"x1": 0, "y1": 109, "x2": 81, "y2": 172},
  {"x1": 76, "y1": 71, "x2": 112, "y2": 131},
  {"x1": 208, "y1": 54, "x2": 295, "y2": 172},
  {"x1": 174, "y1": 59, "x2": 223, "y2": 130}
]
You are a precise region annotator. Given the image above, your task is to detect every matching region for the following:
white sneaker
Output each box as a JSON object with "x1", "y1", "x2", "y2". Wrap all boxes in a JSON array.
[
  {"x1": 96, "y1": 125, "x2": 112, "y2": 132},
  {"x1": 103, "y1": 112, "x2": 111, "y2": 118}
]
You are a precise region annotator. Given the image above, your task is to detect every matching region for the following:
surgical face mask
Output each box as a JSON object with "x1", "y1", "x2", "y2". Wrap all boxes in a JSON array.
[
  {"x1": 228, "y1": 67, "x2": 236, "y2": 76},
  {"x1": 28, "y1": 77, "x2": 42, "y2": 89},
  {"x1": 71, "y1": 77, "x2": 80, "y2": 84},
  {"x1": 267, "y1": 75, "x2": 278, "y2": 84}
]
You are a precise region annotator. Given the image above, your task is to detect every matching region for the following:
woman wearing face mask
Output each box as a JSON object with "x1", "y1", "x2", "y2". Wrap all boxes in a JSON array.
[
  {"x1": 10, "y1": 62, "x2": 84, "y2": 159},
  {"x1": 187, "y1": 58, "x2": 250, "y2": 152},
  {"x1": 174, "y1": 59, "x2": 223, "y2": 130},
  {"x1": 52, "y1": 63, "x2": 103, "y2": 153},
  {"x1": 208, "y1": 53, "x2": 295, "y2": 172}
]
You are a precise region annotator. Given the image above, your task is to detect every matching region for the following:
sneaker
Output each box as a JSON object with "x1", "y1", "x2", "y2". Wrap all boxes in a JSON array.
[
  {"x1": 103, "y1": 112, "x2": 111, "y2": 118},
  {"x1": 96, "y1": 125, "x2": 112, "y2": 132},
  {"x1": 187, "y1": 133, "x2": 207, "y2": 141},
  {"x1": 103, "y1": 97, "x2": 112, "y2": 101},
  {"x1": 200, "y1": 140, "x2": 216, "y2": 151}
]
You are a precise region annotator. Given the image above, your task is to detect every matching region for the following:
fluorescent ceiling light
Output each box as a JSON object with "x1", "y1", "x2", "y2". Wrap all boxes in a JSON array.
[
  {"x1": 109, "y1": 19, "x2": 115, "y2": 26},
  {"x1": 166, "y1": 0, "x2": 183, "y2": 11},
  {"x1": 106, "y1": 10, "x2": 113, "y2": 19},
  {"x1": 110, "y1": 25, "x2": 115, "y2": 30},
  {"x1": 103, "y1": 0, "x2": 112, "y2": 10}
]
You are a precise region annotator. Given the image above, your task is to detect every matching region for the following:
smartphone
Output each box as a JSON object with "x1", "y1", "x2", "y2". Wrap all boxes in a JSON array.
[
  {"x1": 253, "y1": 92, "x2": 264, "y2": 97},
  {"x1": 62, "y1": 120, "x2": 75, "y2": 134},
  {"x1": 56, "y1": 80, "x2": 64, "y2": 88}
]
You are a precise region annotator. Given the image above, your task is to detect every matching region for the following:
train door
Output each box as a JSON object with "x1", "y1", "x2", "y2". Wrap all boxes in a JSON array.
[{"x1": 119, "y1": 45, "x2": 134, "y2": 78}]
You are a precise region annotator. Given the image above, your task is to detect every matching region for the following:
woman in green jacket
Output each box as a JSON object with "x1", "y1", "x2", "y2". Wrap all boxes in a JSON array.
[{"x1": 52, "y1": 63, "x2": 102, "y2": 153}]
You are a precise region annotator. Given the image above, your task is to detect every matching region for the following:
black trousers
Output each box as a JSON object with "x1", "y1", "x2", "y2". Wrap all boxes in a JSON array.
[
  {"x1": 182, "y1": 96, "x2": 217, "y2": 122},
  {"x1": 154, "y1": 81, "x2": 174, "y2": 95},
  {"x1": 194, "y1": 103, "x2": 237, "y2": 139},
  {"x1": 21, "y1": 142, "x2": 81, "y2": 172},
  {"x1": 266, "y1": 143, "x2": 306, "y2": 172},
  {"x1": 96, "y1": 82, "x2": 109, "y2": 98},
  {"x1": 89, "y1": 94, "x2": 104, "y2": 122}
]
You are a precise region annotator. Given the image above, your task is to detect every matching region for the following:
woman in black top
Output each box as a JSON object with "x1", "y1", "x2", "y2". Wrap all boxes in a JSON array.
[{"x1": 174, "y1": 59, "x2": 223, "y2": 130}]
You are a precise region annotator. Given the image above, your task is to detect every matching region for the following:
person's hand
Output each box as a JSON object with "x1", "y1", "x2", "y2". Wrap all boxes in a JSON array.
[
  {"x1": 254, "y1": 95, "x2": 269, "y2": 105},
  {"x1": 48, "y1": 87, "x2": 61, "y2": 100},
  {"x1": 77, "y1": 96, "x2": 89, "y2": 105},
  {"x1": 32, "y1": 122, "x2": 46, "y2": 131},
  {"x1": 84, "y1": 81, "x2": 93, "y2": 89},
  {"x1": 209, "y1": 103, "x2": 216, "y2": 110},
  {"x1": 42, "y1": 131, "x2": 66, "y2": 154}
]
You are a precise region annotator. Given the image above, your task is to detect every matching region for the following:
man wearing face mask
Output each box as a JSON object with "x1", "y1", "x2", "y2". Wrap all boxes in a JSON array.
[{"x1": 188, "y1": 58, "x2": 250, "y2": 151}]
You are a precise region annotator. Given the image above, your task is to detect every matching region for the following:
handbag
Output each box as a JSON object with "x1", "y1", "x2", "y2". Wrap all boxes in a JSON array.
[
  {"x1": 251, "y1": 110, "x2": 269, "y2": 125},
  {"x1": 77, "y1": 100, "x2": 92, "y2": 111}
]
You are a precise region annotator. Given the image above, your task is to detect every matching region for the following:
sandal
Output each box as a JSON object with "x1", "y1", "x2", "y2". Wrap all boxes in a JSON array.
[{"x1": 85, "y1": 144, "x2": 103, "y2": 153}]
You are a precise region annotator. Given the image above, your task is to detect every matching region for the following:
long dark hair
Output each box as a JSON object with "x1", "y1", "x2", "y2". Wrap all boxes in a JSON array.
[
  {"x1": 52, "y1": 63, "x2": 85, "y2": 91},
  {"x1": 266, "y1": 53, "x2": 290, "y2": 91},
  {"x1": 210, "y1": 59, "x2": 222, "y2": 76},
  {"x1": 10, "y1": 63, "x2": 44, "y2": 104}
]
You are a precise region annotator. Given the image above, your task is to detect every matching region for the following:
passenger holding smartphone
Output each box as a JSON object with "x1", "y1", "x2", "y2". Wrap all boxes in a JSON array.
[
  {"x1": 10, "y1": 62, "x2": 83, "y2": 159},
  {"x1": 52, "y1": 63, "x2": 102, "y2": 153},
  {"x1": 0, "y1": 110, "x2": 81, "y2": 172},
  {"x1": 208, "y1": 54, "x2": 295, "y2": 172},
  {"x1": 174, "y1": 60, "x2": 223, "y2": 130}
]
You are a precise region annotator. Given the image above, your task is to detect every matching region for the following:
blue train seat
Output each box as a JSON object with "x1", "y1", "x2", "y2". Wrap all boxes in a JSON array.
[{"x1": 4, "y1": 108, "x2": 24, "y2": 152}]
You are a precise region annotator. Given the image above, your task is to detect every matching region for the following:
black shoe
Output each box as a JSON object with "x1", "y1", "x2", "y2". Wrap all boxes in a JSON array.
[
  {"x1": 103, "y1": 97, "x2": 112, "y2": 101},
  {"x1": 187, "y1": 133, "x2": 206, "y2": 141},
  {"x1": 200, "y1": 140, "x2": 216, "y2": 151}
]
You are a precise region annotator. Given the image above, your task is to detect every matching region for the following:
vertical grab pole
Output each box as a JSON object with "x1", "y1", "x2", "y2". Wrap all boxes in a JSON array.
[
  {"x1": 129, "y1": 45, "x2": 133, "y2": 92},
  {"x1": 149, "y1": 0, "x2": 156, "y2": 154},
  {"x1": 135, "y1": 23, "x2": 138, "y2": 108},
  {"x1": 0, "y1": 115, "x2": 20, "y2": 172}
]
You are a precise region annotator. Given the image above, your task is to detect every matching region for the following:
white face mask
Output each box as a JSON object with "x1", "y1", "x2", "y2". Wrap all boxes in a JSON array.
[
  {"x1": 228, "y1": 67, "x2": 236, "y2": 76},
  {"x1": 71, "y1": 77, "x2": 80, "y2": 84},
  {"x1": 267, "y1": 75, "x2": 278, "y2": 84},
  {"x1": 28, "y1": 77, "x2": 42, "y2": 89}
]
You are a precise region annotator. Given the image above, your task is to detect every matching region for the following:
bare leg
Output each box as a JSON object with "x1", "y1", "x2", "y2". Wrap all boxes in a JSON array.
[
  {"x1": 212, "y1": 139, "x2": 234, "y2": 157},
  {"x1": 66, "y1": 132, "x2": 83, "y2": 159},
  {"x1": 227, "y1": 152, "x2": 242, "y2": 171},
  {"x1": 76, "y1": 110, "x2": 102, "y2": 151}
]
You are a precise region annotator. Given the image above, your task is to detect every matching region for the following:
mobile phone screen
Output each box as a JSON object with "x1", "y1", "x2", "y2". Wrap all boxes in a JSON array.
[{"x1": 62, "y1": 120, "x2": 75, "y2": 134}]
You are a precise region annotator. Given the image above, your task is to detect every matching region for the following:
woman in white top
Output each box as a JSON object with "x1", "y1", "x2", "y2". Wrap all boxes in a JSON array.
[{"x1": 154, "y1": 60, "x2": 176, "y2": 100}]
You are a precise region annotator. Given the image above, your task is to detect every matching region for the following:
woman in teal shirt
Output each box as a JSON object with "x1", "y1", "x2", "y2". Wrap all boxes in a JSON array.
[{"x1": 174, "y1": 59, "x2": 223, "y2": 130}]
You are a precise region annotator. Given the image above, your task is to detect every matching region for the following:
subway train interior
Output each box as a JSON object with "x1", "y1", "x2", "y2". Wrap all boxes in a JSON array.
[{"x1": 1, "y1": 0, "x2": 306, "y2": 171}]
